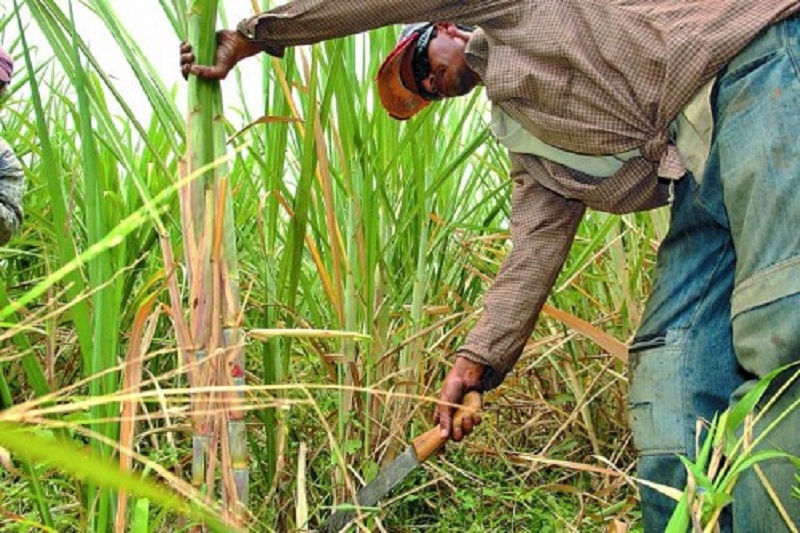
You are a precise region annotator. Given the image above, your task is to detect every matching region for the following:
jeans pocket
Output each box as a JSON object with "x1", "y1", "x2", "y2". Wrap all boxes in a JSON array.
[
  {"x1": 627, "y1": 330, "x2": 689, "y2": 456},
  {"x1": 722, "y1": 49, "x2": 780, "y2": 85}
]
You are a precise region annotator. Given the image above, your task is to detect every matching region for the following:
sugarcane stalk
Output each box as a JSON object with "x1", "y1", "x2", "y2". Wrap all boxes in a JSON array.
[
  {"x1": 212, "y1": 41, "x2": 248, "y2": 519},
  {"x1": 184, "y1": 0, "x2": 248, "y2": 524}
]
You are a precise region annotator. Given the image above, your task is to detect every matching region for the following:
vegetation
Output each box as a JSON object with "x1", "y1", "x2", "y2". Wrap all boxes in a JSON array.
[{"x1": 0, "y1": 1, "x2": 796, "y2": 532}]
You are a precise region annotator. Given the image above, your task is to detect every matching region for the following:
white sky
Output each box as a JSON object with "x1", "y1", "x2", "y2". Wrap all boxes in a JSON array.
[{"x1": 6, "y1": 0, "x2": 271, "y2": 126}]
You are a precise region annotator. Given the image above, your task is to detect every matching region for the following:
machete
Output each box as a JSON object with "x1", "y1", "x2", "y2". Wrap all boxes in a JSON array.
[{"x1": 320, "y1": 391, "x2": 482, "y2": 532}]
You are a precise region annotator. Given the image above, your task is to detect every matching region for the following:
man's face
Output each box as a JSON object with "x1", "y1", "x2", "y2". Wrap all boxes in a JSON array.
[{"x1": 419, "y1": 23, "x2": 479, "y2": 99}]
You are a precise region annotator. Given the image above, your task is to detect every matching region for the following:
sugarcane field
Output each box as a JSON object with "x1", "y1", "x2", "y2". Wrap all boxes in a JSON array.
[{"x1": 2, "y1": 1, "x2": 800, "y2": 532}]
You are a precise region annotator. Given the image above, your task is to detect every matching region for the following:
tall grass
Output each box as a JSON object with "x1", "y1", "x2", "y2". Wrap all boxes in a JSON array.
[{"x1": 1, "y1": 2, "x2": 795, "y2": 532}]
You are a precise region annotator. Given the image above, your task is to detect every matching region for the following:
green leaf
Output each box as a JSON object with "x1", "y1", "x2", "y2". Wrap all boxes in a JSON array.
[
  {"x1": 728, "y1": 449, "x2": 792, "y2": 479},
  {"x1": 703, "y1": 491, "x2": 733, "y2": 513},
  {"x1": 664, "y1": 492, "x2": 691, "y2": 533},
  {"x1": 363, "y1": 460, "x2": 379, "y2": 483},
  {"x1": 724, "y1": 368, "x2": 782, "y2": 450},
  {"x1": 132, "y1": 498, "x2": 150, "y2": 533},
  {"x1": 0, "y1": 423, "x2": 234, "y2": 532},
  {"x1": 678, "y1": 455, "x2": 715, "y2": 494}
]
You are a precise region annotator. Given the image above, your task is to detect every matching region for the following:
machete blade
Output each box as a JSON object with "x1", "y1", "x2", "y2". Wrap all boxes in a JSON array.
[
  {"x1": 319, "y1": 391, "x2": 482, "y2": 532},
  {"x1": 320, "y1": 444, "x2": 420, "y2": 532}
]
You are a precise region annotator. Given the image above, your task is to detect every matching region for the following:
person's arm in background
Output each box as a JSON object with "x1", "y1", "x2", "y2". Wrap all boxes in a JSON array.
[
  {"x1": 0, "y1": 139, "x2": 24, "y2": 246},
  {"x1": 437, "y1": 154, "x2": 586, "y2": 440},
  {"x1": 182, "y1": 0, "x2": 519, "y2": 80}
]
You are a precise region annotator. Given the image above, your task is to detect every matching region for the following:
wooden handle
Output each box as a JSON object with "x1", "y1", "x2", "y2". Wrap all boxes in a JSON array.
[{"x1": 411, "y1": 391, "x2": 482, "y2": 463}]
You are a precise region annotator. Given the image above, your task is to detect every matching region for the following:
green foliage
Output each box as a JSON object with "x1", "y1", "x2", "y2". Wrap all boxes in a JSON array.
[
  {"x1": 666, "y1": 365, "x2": 800, "y2": 532},
  {"x1": 0, "y1": 423, "x2": 231, "y2": 532}
]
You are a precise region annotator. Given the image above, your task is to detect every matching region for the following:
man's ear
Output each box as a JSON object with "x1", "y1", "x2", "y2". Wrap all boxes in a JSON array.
[
  {"x1": 435, "y1": 21, "x2": 472, "y2": 42},
  {"x1": 434, "y1": 21, "x2": 457, "y2": 37}
]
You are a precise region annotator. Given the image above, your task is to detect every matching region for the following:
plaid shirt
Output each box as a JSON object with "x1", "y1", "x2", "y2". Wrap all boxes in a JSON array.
[{"x1": 240, "y1": 1, "x2": 800, "y2": 389}]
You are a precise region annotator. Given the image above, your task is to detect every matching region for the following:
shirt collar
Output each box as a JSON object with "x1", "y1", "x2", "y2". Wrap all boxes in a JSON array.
[{"x1": 465, "y1": 28, "x2": 489, "y2": 82}]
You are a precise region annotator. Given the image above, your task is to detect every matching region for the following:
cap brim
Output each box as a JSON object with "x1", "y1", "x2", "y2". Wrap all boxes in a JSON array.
[{"x1": 376, "y1": 34, "x2": 430, "y2": 120}]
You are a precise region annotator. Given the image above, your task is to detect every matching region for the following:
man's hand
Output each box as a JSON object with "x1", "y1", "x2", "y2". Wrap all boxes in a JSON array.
[
  {"x1": 180, "y1": 29, "x2": 262, "y2": 81},
  {"x1": 436, "y1": 357, "x2": 486, "y2": 442}
]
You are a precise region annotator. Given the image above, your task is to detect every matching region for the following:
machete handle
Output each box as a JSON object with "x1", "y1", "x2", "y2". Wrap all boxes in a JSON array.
[{"x1": 412, "y1": 391, "x2": 482, "y2": 463}]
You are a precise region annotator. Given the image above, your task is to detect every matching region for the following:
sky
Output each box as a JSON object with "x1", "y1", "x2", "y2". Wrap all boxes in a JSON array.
[
  {"x1": 6, "y1": 0, "x2": 271, "y2": 126},
  {"x1": 74, "y1": 1, "x2": 189, "y2": 116}
]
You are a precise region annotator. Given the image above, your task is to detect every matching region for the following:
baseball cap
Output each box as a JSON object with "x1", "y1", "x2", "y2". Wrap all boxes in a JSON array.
[
  {"x1": 0, "y1": 48, "x2": 13, "y2": 83},
  {"x1": 376, "y1": 23, "x2": 436, "y2": 121}
]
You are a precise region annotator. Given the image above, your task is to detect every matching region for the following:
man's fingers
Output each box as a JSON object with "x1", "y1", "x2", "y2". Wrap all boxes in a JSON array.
[
  {"x1": 179, "y1": 37, "x2": 230, "y2": 81},
  {"x1": 451, "y1": 418, "x2": 464, "y2": 442},
  {"x1": 454, "y1": 412, "x2": 481, "y2": 441},
  {"x1": 438, "y1": 377, "x2": 466, "y2": 439},
  {"x1": 190, "y1": 64, "x2": 228, "y2": 81},
  {"x1": 437, "y1": 359, "x2": 487, "y2": 442},
  {"x1": 443, "y1": 382, "x2": 469, "y2": 440},
  {"x1": 179, "y1": 43, "x2": 194, "y2": 81},
  {"x1": 180, "y1": 52, "x2": 196, "y2": 80},
  {"x1": 437, "y1": 402, "x2": 453, "y2": 439},
  {"x1": 461, "y1": 414, "x2": 474, "y2": 435}
]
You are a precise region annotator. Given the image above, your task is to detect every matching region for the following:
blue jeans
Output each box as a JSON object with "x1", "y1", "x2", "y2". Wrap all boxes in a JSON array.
[{"x1": 628, "y1": 16, "x2": 800, "y2": 532}]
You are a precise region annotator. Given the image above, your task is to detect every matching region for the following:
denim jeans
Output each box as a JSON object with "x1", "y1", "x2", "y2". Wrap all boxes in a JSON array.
[{"x1": 628, "y1": 16, "x2": 800, "y2": 532}]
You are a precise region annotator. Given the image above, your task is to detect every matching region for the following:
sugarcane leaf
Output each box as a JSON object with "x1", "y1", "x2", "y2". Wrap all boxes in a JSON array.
[
  {"x1": 679, "y1": 455, "x2": 715, "y2": 494},
  {"x1": 131, "y1": 498, "x2": 150, "y2": 533},
  {"x1": 0, "y1": 422, "x2": 235, "y2": 532},
  {"x1": 725, "y1": 368, "x2": 781, "y2": 446}
]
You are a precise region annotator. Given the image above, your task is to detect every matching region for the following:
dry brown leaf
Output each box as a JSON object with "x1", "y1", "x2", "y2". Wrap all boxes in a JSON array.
[
  {"x1": 542, "y1": 304, "x2": 629, "y2": 363},
  {"x1": 607, "y1": 519, "x2": 630, "y2": 533}
]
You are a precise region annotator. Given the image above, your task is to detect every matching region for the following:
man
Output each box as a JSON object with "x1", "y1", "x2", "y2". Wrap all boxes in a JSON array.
[
  {"x1": 0, "y1": 47, "x2": 23, "y2": 246},
  {"x1": 181, "y1": 2, "x2": 800, "y2": 530}
]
